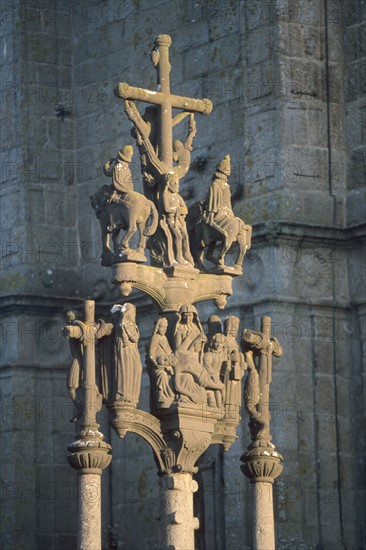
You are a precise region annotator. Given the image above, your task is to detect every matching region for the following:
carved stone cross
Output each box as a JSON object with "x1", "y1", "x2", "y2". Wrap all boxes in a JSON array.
[
  {"x1": 241, "y1": 316, "x2": 283, "y2": 441},
  {"x1": 114, "y1": 34, "x2": 212, "y2": 170},
  {"x1": 63, "y1": 301, "x2": 103, "y2": 426}
]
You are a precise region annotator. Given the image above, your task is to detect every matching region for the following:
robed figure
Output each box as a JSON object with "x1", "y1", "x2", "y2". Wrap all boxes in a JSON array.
[
  {"x1": 113, "y1": 303, "x2": 142, "y2": 406},
  {"x1": 147, "y1": 317, "x2": 176, "y2": 410}
]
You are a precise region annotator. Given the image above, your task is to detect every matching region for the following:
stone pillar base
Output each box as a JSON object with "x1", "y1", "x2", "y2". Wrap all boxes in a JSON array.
[{"x1": 157, "y1": 473, "x2": 199, "y2": 550}]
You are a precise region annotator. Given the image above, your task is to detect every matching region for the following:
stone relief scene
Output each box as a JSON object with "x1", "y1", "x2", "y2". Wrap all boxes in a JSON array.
[{"x1": 1, "y1": 2, "x2": 365, "y2": 550}]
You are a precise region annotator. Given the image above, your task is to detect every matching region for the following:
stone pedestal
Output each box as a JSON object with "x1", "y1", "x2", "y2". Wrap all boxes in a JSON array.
[
  {"x1": 158, "y1": 473, "x2": 199, "y2": 550},
  {"x1": 68, "y1": 426, "x2": 112, "y2": 550}
]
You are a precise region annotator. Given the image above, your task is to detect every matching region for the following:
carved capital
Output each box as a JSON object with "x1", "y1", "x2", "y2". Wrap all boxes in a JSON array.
[
  {"x1": 109, "y1": 402, "x2": 222, "y2": 475},
  {"x1": 112, "y1": 262, "x2": 233, "y2": 311},
  {"x1": 240, "y1": 439, "x2": 283, "y2": 483},
  {"x1": 67, "y1": 427, "x2": 112, "y2": 475}
]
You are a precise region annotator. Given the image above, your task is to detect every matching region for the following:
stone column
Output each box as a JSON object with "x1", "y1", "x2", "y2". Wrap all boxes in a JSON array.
[
  {"x1": 157, "y1": 473, "x2": 199, "y2": 550},
  {"x1": 241, "y1": 443, "x2": 283, "y2": 550},
  {"x1": 78, "y1": 473, "x2": 102, "y2": 550},
  {"x1": 65, "y1": 300, "x2": 112, "y2": 550},
  {"x1": 68, "y1": 429, "x2": 112, "y2": 550}
]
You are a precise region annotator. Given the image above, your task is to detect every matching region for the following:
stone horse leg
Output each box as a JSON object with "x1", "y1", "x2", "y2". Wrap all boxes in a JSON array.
[
  {"x1": 120, "y1": 221, "x2": 137, "y2": 253},
  {"x1": 234, "y1": 223, "x2": 252, "y2": 269},
  {"x1": 136, "y1": 222, "x2": 147, "y2": 253},
  {"x1": 217, "y1": 221, "x2": 237, "y2": 267},
  {"x1": 111, "y1": 229, "x2": 120, "y2": 252}
]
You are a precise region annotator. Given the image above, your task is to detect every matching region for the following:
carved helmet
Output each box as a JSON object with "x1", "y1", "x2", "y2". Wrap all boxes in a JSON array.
[
  {"x1": 117, "y1": 145, "x2": 133, "y2": 163},
  {"x1": 216, "y1": 154, "x2": 231, "y2": 176},
  {"x1": 179, "y1": 304, "x2": 198, "y2": 315},
  {"x1": 212, "y1": 332, "x2": 226, "y2": 345},
  {"x1": 207, "y1": 315, "x2": 222, "y2": 334},
  {"x1": 224, "y1": 316, "x2": 240, "y2": 333}
]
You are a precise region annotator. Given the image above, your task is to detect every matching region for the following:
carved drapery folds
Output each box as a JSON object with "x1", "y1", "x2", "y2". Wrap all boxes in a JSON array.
[
  {"x1": 89, "y1": 33, "x2": 251, "y2": 297},
  {"x1": 105, "y1": 305, "x2": 251, "y2": 472},
  {"x1": 62, "y1": 34, "x2": 283, "y2": 550},
  {"x1": 64, "y1": 35, "x2": 282, "y2": 486}
]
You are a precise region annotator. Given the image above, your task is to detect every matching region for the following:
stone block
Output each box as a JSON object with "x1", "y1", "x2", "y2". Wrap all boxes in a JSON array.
[
  {"x1": 304, "y1": 26, "x2": 325, "y2": 60},
  {"x1": 281, "y1": 145, "x2": 330, "y2": 191},
  {"x1": 0, "y1": 1, "x2": 19, "y2": 39},
  {"x1": 344, "y1": 59, "x2": 366, "y2": 102},
  {"x1": 74, "y1": 21, "x2": 125, "y2": 66},
  {"x1": 327, "y1": 23, "x2": 344, "y2": 63},
  {"x1": 348, "y1": 147, "x2": 366, "y2": 191},
  {"x1": 0, "y1": 191, "x2": 21, "y2": 230},
  {"x1": 25, "y1": 189, "x2": 45, "y2": 224},
  {"x1": 183, "y1": 33, "x2": 240, "y2": 80},
  {"x1": 283, "y1": 104, "x2": 309, "y2": 146},
  {"x1": 342, "y1": 0, "x2": 366, "y2": 26},
  {"x1": 277, "y1": 0, "x2": 322, "y2": 26},
  {"x1": 279, "y1": 23, "x2": 304, "y2": 58},
  {"x1": 285, "y1": 59, "x2": 322, "y2": 101},
  {"x1": 347, "y1": 189, "x2": 366, "y2": 225},
  {"x1": 345, "y1": 103, "x2": 366, "y2": 150},
  {"x1": 170, "y1": 21, "x2": 209, "y2": 52},
  {"x1": 245, "y1": 25, "x2": 276, "y2": 67}
]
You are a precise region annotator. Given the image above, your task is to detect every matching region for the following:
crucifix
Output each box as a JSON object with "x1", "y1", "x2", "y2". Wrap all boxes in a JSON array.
[
  {"x1": 241, "y1": 316, "x2": 284, "y2": 550},
  {"x1": 114, "y1": 34, "x2": 212, "y2": 172},
  {"x1": 63, "y1": 301, "x2": 112, "y2": 550}
]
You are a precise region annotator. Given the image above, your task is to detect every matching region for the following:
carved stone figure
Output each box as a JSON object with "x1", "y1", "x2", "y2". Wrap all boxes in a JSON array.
[
  {"x1": 90, "y1": 146, "x2": 159, "y2": 265},
  {"x1": 113, "y1": 303, "x2": 142, "y2": 406},
  {"x1": 160, "y1": 173, "x2": 194, "y2": 267},
  {"x1": 223, "y1": 316, "x2": 246, "y2": 423},
  {"x1": 124, "y1": 101, "x2": 196, "y2": 203},
  {"x1": 172, "y1": 114, "x2": 196, "y2": 180},
  {"x1": 205, "y1": 314, "x2": 222, "y2": 351},
  {"x1": 172, "y1": 305, "x2": 225, "y2": 405},
  {"x1": 203, "y1": 333, "x2": 226, "y2": 408},
  {"x1": 65, "y1": 311, "x2": 83, "y2": 422},
  {"x1": 243, "y1": 351, "x2": 261, "y2": 439},
  {"x1": 104, "y1": 145, "x2": 134, "y2": 193},
  {"x1": 188, "y1": 155, "x2": 252, "y2": 274},
  {"x1": 241, "y1": 318, "x2": 283, "y2": 441},
  {"x1": 96, "y1": 320, "x2": 115, "y2": 405},
  {"x1": 147, "y1": 317, "x2": 176, "y2": 410}
]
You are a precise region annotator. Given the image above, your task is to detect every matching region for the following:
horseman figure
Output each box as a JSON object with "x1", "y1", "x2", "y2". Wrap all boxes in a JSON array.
[
  {"x1": 90, "y1": 145, "x2": 158, "y2": 266},
  {"x1": 188, "y1": 155, "x2": 252, "y2": 274}
]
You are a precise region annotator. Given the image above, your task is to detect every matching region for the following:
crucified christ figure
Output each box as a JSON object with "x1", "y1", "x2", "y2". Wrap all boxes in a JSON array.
[{"x1": 124, "y1": 99, "x2": 196, "y2": 200}]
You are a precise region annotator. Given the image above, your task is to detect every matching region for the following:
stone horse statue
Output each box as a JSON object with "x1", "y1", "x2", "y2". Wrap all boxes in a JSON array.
[
  {"x1": 187, "y1": 200, "x2": 252, "y2": 274},
  {"x1": 90, "y1": 185, "x2": 158, "y2": 266}
]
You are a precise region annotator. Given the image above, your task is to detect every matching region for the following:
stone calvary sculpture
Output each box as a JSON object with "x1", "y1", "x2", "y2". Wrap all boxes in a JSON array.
[{"x1": 65, "y1": 34, "x2": 283, "y2": 550}]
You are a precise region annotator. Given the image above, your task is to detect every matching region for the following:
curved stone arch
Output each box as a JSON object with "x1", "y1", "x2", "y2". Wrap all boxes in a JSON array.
[{"x1": 109, "y1": 406, "x2": 172, "y2": 473}]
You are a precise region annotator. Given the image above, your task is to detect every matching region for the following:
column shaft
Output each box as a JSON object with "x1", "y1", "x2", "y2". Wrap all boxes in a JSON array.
[
  {"x1": 78, "y1": 473, "x2": 102, "y2": 550},
  {"x1": 158, "y1": 473, "x2": 199, "y2": 550},
  {"x1": 251, "y1": 481, "x2": 275, "y2": 550}
]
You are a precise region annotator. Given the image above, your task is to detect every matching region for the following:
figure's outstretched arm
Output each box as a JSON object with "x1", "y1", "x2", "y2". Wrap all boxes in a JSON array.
[
  {"x1": 125, "y1": 100, "x2": 166, "y2": 177},
  {"x1": 184, "y1": 114, "x2": 196, "y2": 150},
  {"x1": 124, "y1": 100, "x2": 150, "y2": 138}
]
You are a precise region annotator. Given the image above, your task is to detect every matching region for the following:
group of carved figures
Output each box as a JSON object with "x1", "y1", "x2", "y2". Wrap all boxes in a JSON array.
[
  {"x1": 90, "y1": 107, "x2": 252, "y2": 272},
  {"x1": 146, "y1": 307, "x2": 246, "y2": 422},
  {"x1": 66, "y1": 303, "x2": 281, "y2": 441}
]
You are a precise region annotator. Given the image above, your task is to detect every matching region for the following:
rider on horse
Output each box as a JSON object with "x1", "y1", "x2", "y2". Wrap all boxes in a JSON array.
[{"x1": 205, "y1": 154, "x2": 234, "y2": 240}]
